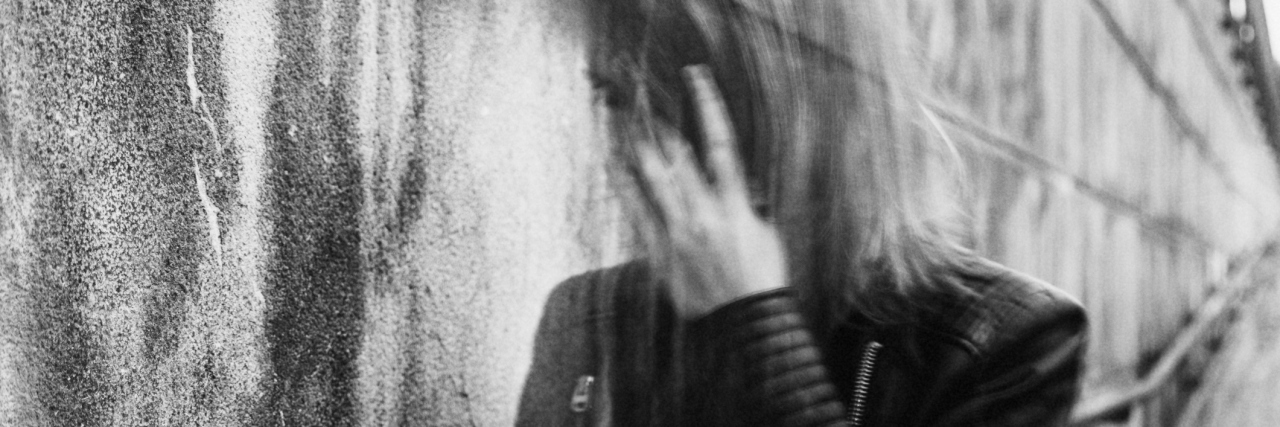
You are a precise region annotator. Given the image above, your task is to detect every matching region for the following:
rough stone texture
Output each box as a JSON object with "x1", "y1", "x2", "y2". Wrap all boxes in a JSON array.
[{"x1": 1, "y1": 0, "x2": 627, "y2": 425}]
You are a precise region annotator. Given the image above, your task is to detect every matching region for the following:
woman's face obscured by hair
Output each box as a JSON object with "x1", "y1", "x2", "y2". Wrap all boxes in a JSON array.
[
  {"x1": 585, "y1": 0, "x2": 966, "y2": 327},
  {"x1": 586, "y1": 0, "x2": 770, "y2": 211}
]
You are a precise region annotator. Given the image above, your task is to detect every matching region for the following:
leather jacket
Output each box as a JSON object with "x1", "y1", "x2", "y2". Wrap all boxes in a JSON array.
[{"x1": 516, "y1": 257, "x2": 1088, "y2": 426}]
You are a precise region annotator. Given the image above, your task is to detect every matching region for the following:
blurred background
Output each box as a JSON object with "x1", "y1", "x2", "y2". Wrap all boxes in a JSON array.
[{"x1": 3, "y1": 0, "x2": 1280, "y2": 425}]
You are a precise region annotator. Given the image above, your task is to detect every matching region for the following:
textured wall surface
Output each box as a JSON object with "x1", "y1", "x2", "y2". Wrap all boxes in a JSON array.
[
  {"x1": 908, "y1": 1, "x2": 1280, "y2": 423},
  {"x1": 1, "y1": 0, "x2": 1279, "y2": 426},
  {"x1": 0, "y1": 0, "x2": 628, "y2": 425}
]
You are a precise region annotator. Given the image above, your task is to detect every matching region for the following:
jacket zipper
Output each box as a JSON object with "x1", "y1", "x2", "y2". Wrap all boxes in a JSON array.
[
  {"x1": 570, "y1": 375, "x2": 595, "y2": 426},
  {"x1": 846, "y1": 340, "x2": 882, "y2": 427}
]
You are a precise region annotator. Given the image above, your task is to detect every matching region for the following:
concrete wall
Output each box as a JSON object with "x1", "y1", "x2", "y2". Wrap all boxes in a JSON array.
[{"x1": 0, "y1": 0, "x2": 627, "y2": 425}]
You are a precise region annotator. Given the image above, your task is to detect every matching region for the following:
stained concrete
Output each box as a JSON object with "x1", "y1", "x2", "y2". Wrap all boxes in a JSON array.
[{"x1": 0, "y1": 0, "x2": 626, "y2": 425}]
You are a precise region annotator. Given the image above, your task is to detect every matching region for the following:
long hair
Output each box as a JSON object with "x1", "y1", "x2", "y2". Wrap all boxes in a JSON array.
[{"x1": 590, "y1": 0, "x2": 969, "y2": 331}]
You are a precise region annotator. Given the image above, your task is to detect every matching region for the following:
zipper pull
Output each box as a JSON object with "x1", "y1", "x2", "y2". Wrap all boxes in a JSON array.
[{"x1": 570, "y1": 375, "x2": 595, "y2": 413}]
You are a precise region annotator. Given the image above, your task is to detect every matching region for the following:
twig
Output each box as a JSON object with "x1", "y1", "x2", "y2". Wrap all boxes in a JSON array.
[
  {"x1": 186, "y1": 25, "x2": 223, "y2": 159},
  {"x1": 185, "y1": 25, "x2": 224, "y2": 263},
  {"x1": 193, "y1": 155, "x2": 223, "y2": 265}
]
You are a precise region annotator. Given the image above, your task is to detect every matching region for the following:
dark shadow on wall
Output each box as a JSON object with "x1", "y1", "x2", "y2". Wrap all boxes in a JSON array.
[
  {"x1": 20, "y1": 1, "x2": 221, "y2": 424},
  {"x1": 259, "y1": 1, "x2": 366, "y2": 425},
  {"x1": 29, "y1": 186, "x2": 111, "y2": 427},
  {"x1": 122, "y1": 0, "x2": 208, "y2": 369}
]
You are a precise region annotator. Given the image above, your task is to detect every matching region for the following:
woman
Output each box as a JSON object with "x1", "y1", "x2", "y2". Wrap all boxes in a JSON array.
[{"x1": 518, "y1": 0, "x2": 1087, "y2": 426}]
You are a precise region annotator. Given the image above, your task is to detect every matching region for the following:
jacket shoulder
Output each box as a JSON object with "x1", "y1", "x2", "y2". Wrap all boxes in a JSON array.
[
  {"x1": 540, "y1": 260, "x2": 651, "y2": 328},
  {"x1": 939, "y1": 258, "x2": 1087, "y2": 357},
  {"x1": 516, "y1": 260, "x2": 651, "y2": 426}
]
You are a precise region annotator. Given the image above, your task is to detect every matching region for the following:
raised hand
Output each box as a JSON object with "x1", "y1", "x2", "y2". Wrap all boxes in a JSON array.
[{"x1": 635, "y1": 65, "x2": 787, "y2": 319}]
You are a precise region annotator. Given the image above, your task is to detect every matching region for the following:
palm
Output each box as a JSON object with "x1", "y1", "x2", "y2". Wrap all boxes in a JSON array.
[{"x1": 634, "y1": 65, "x2": 787, "y2": 319}]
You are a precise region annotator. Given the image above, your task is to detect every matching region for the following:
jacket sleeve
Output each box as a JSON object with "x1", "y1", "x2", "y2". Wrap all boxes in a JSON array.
[
  {"x1": 934, "y1": 295, "x2": 1089, "y2": 427},
  {"x1": 693, "y1": 288, "x2": 846, "y2": 427}
]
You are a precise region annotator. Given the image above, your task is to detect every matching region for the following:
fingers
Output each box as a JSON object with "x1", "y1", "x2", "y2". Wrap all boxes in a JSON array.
[
  {"x1": 682, "y1": 65, "x2": 749, "y2": 205},
  {"x1": 635, "y1": 141, "x2": 686, "y2": 228},
  {"x1": 635, "y1": 125, "x2": 717, "y2": 239}
]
